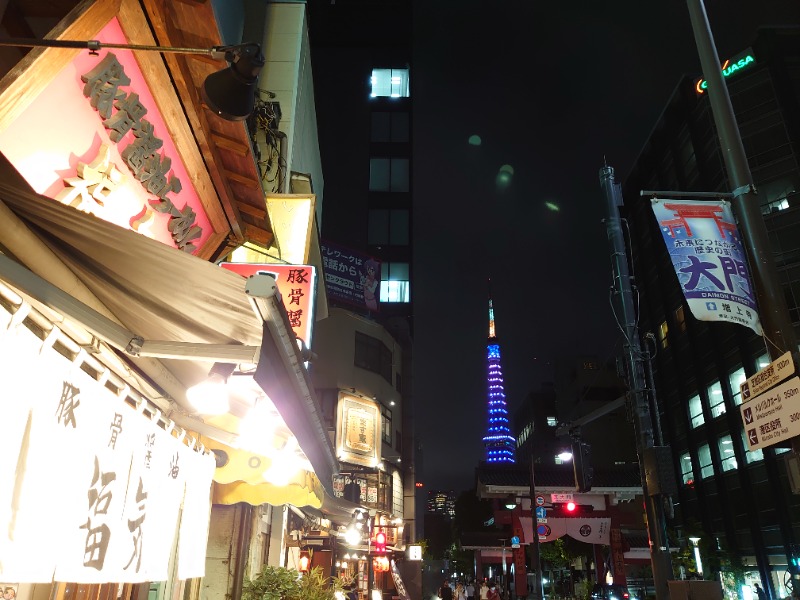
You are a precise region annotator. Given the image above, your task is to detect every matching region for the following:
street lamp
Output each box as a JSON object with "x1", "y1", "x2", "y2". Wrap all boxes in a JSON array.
[{"x1": 689, "y1": 537, "x2": 703, "y2": 577}]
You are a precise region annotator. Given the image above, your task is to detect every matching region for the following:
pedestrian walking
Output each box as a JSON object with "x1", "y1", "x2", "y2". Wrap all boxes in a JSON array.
[
  {"x1": 753, "y1": 582, "x2": 767, "y2": 600},
  {"x1": 479, "y1": 581, "x2": 489, "y2": 600},
  {"x1": 440, "y1": 581, "x2": 453, "y2": 600},
  {"x1": 466, "y1": 581, "x2": 475, "y2": 600}
]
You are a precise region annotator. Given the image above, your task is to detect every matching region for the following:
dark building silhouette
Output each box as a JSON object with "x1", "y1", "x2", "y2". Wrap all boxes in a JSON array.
[{"x1": 620, "y1": 26, "x2": 800, "y2": 598}]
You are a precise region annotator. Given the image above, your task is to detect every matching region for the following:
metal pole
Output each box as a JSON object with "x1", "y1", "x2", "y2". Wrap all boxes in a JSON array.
[
  {"x1": 528, "y1": 442, "x2": 543, "y2": 600},
  {"x1": 600, "y1": 166, "x2": 673, "y2": 600},
  {"x1": 684, "y1": 0, "x2": 799, "y2": 362}
]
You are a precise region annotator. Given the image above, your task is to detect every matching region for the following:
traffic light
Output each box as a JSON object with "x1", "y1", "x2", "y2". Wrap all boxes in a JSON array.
[
  {"x1": 572, "y1": 440, "x2": 593, "y2": 492},
  {"x1": 374, "y1": 531, "x2": 387, "y2": 554},
  {"x1": 551, "y1": 501, "x2": 594, "y2": 516}
]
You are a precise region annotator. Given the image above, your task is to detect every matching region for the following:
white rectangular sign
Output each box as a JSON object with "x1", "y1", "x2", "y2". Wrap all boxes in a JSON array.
[
  {"x1": 551, "y1": 493, "x2": 573, "y2": 502},
  {"x1": 741, "y1": 375, "x2": 800, "y2": 450},
  {"x1": 537, "y1": 518, "x2": 548, "y2": 524},
  {"x1": 740, "y1": 351, "x2": 794, "y2": 402}
]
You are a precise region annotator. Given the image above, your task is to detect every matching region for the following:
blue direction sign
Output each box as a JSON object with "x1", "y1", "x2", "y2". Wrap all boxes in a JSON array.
[
  {"x1": 535, "y1": 506, "x2": 546, "y2": 519},
  {"x1": 510, "y1": 536, "x2": 520, "y2": 545}
]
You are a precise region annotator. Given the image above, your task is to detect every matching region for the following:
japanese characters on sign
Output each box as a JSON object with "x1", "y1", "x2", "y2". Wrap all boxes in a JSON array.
[
  {"x1": 0, "y1": 18, "x2": 213, "y2": 255},
  {"x1": 741, "y1": 375, "x2": 800, "y2": 451},
  {"x1": 0, "y1": 311, "x2": 215, "y2": 583},
  {"x1": 651, "y1": 199, "x2": 762, "y2": 334},
  {"x1": 740, "y1": 351, "x2": 795, "y2": 403},
  {"x1": 337, "y1": 394, "x2": 381, "y2": 467},
  {"x1": 321, "y1": 241, "x2": 381, "y2": 313},
  {"x1": 219, "y1": 263, "x2": 317, "y2": 350}
]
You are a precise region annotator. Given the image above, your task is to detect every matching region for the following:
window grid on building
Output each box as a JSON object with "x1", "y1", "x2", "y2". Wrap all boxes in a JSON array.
[
  {"x1": 689, "y1": 394, "x2": 704, "y2": 428},
  {"x1": 718, "y1": 434, "x2": 738, "y2": 471},
  {"x1": 707, "y1": 380, "x2": 726, "y2": 418}
]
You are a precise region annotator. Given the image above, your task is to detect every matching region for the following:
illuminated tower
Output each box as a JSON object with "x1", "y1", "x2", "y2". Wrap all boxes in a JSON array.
[{"x1": 482, "y1": 289, "x2": 516, "y2": 463}]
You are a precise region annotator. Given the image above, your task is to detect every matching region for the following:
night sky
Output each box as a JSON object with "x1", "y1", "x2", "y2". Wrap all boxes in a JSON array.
[{"x1": 412, "y1": 1, "x2": 800, "y2": 492}]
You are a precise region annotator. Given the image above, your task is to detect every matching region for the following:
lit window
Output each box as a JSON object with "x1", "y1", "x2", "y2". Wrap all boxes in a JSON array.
[
  {"x1": 741, "y1": 428, "x2": 763, "y2": 463},
  {"x1": 381, "y1": 406, "x2": 392, "y2": 444},
  {"x1": 707, "y1": 381, "x2": 726, "y2": 418},
  {"x1": 688, "y1": 394, "x2": 704, "y2": 428},
  {"x1": 658, "y1": 321, "x2": 669, "y2": 348},
  {"x1": 729, "y1": 366, "x2": 747, "y2": 406},
  {"x1": 756, "y1": 353, "x2": 770, "y2": 370},
  {"x1": 370, "y1": 68, "x2": 410, "y2": 98},
  {"x1": 718, "y1": 435, "x2": 737, "y2": 471},
  {"x1": 546, "y1": 416, "x2": 557, "y2": 427},
  {"x1": 680, "y1": 452, "x2": 694, "y2": 485},
  {"x1": 697, "y1": 444, "x2": 714, "y2": 479},
  {"x1": 674, "y1": 305, "x2": 687, "y2": 333},
  {"x1": 380, "y1": 262, "x2": 410, "y2": 303},
  {"x1": 776, "y1": 447, "x2": 791, "y2": 455}
]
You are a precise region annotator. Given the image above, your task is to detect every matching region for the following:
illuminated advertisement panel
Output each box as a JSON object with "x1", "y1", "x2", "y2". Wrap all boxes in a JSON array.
[{"x1": 336, "y1": 393, "x2": 380, "y2": 468}]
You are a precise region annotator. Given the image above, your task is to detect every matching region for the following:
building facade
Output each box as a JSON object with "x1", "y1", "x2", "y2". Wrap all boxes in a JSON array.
[{"x1": 621, "y1": 27, "x2": 800, "y2": 599}]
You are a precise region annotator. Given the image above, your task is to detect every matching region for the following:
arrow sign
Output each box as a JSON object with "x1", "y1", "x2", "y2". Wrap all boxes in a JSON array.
[
  {"x1": 748, "y1": 428, "x2": 758, "y2": 446},
  {"x1": 535, "y1": 506, "x2": 546, "y2": 519},
  {"x1": 743, "y1": 407, "x2": 753, "y2": 424}
]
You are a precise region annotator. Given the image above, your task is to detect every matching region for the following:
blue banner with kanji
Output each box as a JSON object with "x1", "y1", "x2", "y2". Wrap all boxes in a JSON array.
[{"x1": 651, "y1": 199, "x2": 761, "y2": 334}]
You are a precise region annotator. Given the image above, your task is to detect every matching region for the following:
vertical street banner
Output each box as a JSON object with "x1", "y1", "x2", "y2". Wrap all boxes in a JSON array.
[{"x1": 651, "y1": 199, "x2": 762, "y2": 334}]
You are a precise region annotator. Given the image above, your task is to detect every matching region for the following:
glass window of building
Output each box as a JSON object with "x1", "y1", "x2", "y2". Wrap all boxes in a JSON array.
[
  {"x1": 674, "y1": 305, "x2": 687, "y2": 333},
  {"x1": 381, "y1": 405, "x2": 392, "y2": 444},
  {"x1": 689, "y1": 394, "x2": 704, "y2": 428},
  {"x1": 372, "y1": 112, "x2": 410, "y2": 143},
  {"x1": 368, "y1": 209, "x2": 409, "y2": 246},
  {"x1": 680, "y1": 452, "x2": 694, "y2": 485},
  {"x1": 354, "y1": 331, "x2": 393, "y2": 384},
  {"x1": 698, "y1": 444, "x2": 714, "y2": 479},
  {"x1": 369, "y1": 158, "x2": 409, "y2": 192},
  {"x1": 741, "y1": 428, "x2": 764, "y2": 463},
  {"x1": 757, "y1": 353, "x2": 770, "y2": 370},
  {"x1": 658, "y1": 321, "x2": 669, "y2": 348},
  {"x1": 391, "y1": 112, "x2": 410, "y2": 142},
  {"x1": 370, "y1": 68, "x2": 410, "y2": 98},
  {"x1": 718, "y1": 435, "x2": 737, "y2": 471},
  {"x1": 707, "y1": 380, "x2": 726, "y2": 418},
  {"x1": 729, "y1": 366, "x2": 747, "y2": 406},
  {"x1": 380, "y1": 262, "x2": 410, "y2": 303}
]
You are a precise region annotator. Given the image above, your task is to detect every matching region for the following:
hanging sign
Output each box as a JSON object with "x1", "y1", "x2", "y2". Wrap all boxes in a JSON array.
[
  {"x1": 740, "y1": 351, "x2": 795, "y2": 402},
  {"x1": 651, "y1": 199, "x2": 761, "y2": 334},
  {"x1": 336, "y1": 394, "x2": 381, "y2": 467}
]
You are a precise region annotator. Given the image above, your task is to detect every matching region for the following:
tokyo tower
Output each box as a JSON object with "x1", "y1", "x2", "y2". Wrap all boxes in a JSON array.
[{"x1": 482, "y1": 286, "x2": 516, "y2": 463}]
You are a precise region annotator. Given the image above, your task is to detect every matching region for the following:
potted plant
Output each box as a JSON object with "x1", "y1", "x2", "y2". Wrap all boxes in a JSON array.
[{"x1": 243, "y1": 565, "x2": 343, "y2": 600}]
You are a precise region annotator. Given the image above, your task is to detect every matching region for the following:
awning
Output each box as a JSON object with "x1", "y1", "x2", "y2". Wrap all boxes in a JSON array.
[{"x1": 0, "y1": 167, "x2": 338, "y2": 498}]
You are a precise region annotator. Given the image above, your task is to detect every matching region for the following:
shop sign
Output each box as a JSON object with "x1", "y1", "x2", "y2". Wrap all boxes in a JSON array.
[
  {"x1": 219, "y1": 263, "x2": 316, "y2": 350},
  {"x1": 0, "y1": 19, "x2": 212, "y2": 255},
  {"x1": 0, "y1": 316, "x2": 215, "y2": 582},
  {"x1": 694, "y1": 49, "x2": 756, "y2": 95},
  {"x1": 336, "y1": 394, "x2": 381, "y2": 467}
]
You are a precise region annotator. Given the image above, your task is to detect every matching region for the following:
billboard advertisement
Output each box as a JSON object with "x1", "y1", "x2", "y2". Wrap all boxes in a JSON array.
[{"x1": 321, "y1": 241, "x2": 381, "y2": 312}]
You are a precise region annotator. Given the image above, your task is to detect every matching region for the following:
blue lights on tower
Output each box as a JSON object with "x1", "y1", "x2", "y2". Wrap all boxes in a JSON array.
[{"x1": 482, "y1": 292, "x2": 516, "y2": 463}]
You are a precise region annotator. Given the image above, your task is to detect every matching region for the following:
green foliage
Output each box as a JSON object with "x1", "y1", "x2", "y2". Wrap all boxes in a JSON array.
[{"x1": 242, "y1": 565, "x2": 342, "y2": 600}]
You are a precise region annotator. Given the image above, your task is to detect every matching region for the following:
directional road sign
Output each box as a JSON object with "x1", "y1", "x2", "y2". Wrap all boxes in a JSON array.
[
  {"x1": 741, "y1": 375, "x2": 800, "y2": 450},
  {"x1": 535, "y1": 495, "x2": 545, "y2": 507},
  {"x1": 741, "y1": 351, "x2": 794, "y2": 403},
  {"x1": 535, "y1": 506, "x2": 546, "y2": 520}
]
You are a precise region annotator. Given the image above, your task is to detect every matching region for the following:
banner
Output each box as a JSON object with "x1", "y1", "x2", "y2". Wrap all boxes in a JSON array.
[
  {"x1": 321, "y1": 241, "x2": 381, "y2": 312},
  {"x1": 0, "y1": 314, "x2": 215, "y2": 583},
  {"x1": 651, "y1": 199, "x2": 761, "y2": 334},
  {"x1": 519, "y1": 516, "x2": 610, "y2": 545}
]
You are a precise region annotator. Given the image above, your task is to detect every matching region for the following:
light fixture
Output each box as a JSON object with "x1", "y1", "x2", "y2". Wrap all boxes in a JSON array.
[
  {"x1": 558, "y1": 450, "x2": 574, "y2": 462},
  {"x1": 186, "y1": 362, "x2": 236, "y2": 415},
  {"x1": 0, "y1": 37, "x2": 264, "y2": 121},
  {"x1": 344, "y1": 527, "x2": 361, "y2": 546},
  {"x1": 689, "y1": 536, "x2": 703, "y2": 576}
]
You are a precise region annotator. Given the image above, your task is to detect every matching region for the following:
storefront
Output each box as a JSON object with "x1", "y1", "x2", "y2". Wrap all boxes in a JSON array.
[{"x1": 0, "y1": 0, "x2": 340, "y2": 598}]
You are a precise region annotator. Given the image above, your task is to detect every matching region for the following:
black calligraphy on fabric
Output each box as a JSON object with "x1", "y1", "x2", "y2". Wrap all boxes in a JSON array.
[
  {"x1": 79, "y1": 457, "x2": 116, "y2": 569},
  {"x1": 109, "y1": 413, "x2": 123, "y2": 449},
  {"x1": 55, "y1": 381, "x2": 81, "y2": 428},
  {"x1": 124, "y1": 477, "x2": 147, "y2": 572},
  {"x1": 168, "y1": 453, "x2": 180, "y2": 480},
  {"x1": 144, "y1": 433, "x2": 155, "y2": 469}
]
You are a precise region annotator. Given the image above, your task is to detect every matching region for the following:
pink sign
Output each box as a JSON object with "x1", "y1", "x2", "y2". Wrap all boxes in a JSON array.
[{"x1": 0, "y1": 19, "x2": 212, "y2": 254}]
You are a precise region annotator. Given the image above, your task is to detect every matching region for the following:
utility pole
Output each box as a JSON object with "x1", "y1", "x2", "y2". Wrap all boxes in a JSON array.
[
  {"x1": 600, "y1": 166, "x2": 674, "y2": 599},
  {"x1": 527, "y1": 444, "x2": 544, "y2": 600}
]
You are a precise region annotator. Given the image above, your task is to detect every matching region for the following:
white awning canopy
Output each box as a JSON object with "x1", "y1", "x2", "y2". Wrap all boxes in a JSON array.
[{"x1": 0, "y1": 164, "x2": 338, "y2": 498}]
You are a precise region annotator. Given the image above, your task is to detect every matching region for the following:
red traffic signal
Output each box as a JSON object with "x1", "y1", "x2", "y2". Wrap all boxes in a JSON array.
[
  {"x1": 552, "y1": 502, "x2": 593, "y2": 516},
  {"x1": 374, "y1": 531, "x2": 387, "y2": 554}
]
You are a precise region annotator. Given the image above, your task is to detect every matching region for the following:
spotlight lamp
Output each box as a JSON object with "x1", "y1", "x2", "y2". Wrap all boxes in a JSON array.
[{"x1": 0, "y1": 37, "x2": 265, "y2": 121}]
